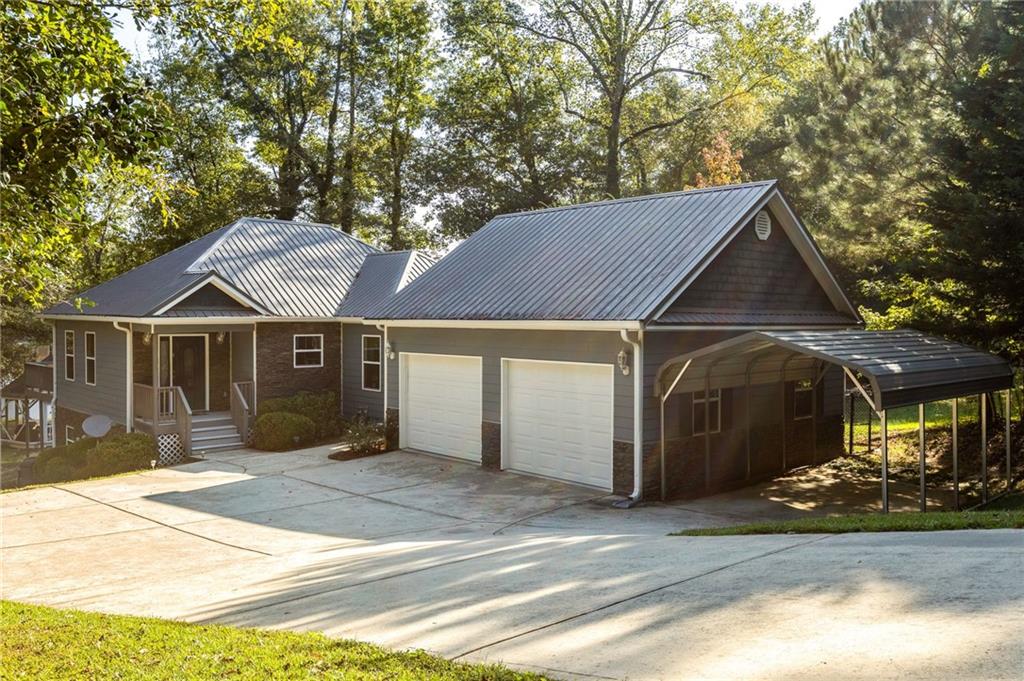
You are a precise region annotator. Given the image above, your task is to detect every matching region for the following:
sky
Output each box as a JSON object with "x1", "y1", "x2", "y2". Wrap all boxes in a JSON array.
[{"x1": 111, "y1": 0, "x2": 864, "y2": 62}]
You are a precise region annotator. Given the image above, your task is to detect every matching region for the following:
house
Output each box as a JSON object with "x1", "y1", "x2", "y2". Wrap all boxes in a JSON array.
[{"x1": 42, "y1": 181, "x2": 1014, "y2": 505}]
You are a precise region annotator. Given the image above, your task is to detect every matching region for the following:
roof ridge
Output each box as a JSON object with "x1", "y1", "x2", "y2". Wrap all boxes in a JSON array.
[
  {"x1": 238, "y1": 216, "x2": 382, "y2": 252},
  {"x1": 491, "y1": 180, "x2": 778, "y2": 221},
  {"x1": 186, "y1": 218, "x2": 246, "y2": 272}
]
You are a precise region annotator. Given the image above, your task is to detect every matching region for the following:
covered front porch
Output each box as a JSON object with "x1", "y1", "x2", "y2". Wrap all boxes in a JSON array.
[{"x1": 130, "y1": 323, "x2": 255, "y2": 459}]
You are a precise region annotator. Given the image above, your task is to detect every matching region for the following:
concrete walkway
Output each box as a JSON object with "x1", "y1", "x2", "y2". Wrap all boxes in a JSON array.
[{"x1": 2, "y1": 446, "x2": 1021, "y2": 680}]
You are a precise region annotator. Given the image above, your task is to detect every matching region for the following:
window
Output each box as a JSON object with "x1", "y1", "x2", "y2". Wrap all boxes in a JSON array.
[
  {"x1": 794, "y1": 378, "x2": 814, "y2": 420},
  {"x1": 65, "y1": 425, "x2": 77, "y2": 444},
  {"x1": 362, "y1": 335, "x2": 381, "y2": 391},
  {"x1": 85, "y1": 331, "x2": 96, "y2": 385},
  {"x1": 293, "y1": 334, "x2": 323, "y2": 368},
  {"x1": 693, "y1": 388, "x2": 721, "y2": 435},
  {"x1": 64, "y1": 330, "x2": 75, "y2": 381}
]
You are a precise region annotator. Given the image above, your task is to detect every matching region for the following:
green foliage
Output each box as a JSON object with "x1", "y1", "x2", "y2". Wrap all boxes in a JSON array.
[
  {"x1": 33, "y1": 433, "x2": 155, "y2": 484},
  {"x1": 258, "y1": 391, "x2": 340, "y2": 440},
  {"x1": 0, "y1": 600, "x2": 555, "y2": 680},
  {"x1": 251, "y1": 412, "x2": 317, "y2": 451},
  {"x1": 673, "y1": 509, "x2": 1024, "y2": 536},
  {"x1": 342, "y1": 414, "x2": 385, "y2": 456}
]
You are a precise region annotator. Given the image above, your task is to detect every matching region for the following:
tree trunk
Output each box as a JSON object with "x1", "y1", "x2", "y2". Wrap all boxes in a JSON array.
[
  {"x1": 388, "y1": 123, "x2": 403, "y2": 250},
  {"x1": 605, "y1": 100, "x2": 622, "y2": 198},
  {"x1": 338, "y1": 57, "x2": 358, "y2": 233},
  {"x1": 276, "y1": 145, "x2": 303, "y2": 221}
]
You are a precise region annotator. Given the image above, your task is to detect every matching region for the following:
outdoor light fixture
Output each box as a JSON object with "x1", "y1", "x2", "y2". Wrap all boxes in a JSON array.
[
  {"x1": 617, "y1": 349, "x2": 631, "y2": 376},
  {"x1": 385, "y1": 341, "x2": 396, "y2": 360},
  {"x1": 216, "y1": 332, "x2": 226, "y2": 345},
  {"x1": 142, "y1": 332, "x2": 152, "y2": 346}
]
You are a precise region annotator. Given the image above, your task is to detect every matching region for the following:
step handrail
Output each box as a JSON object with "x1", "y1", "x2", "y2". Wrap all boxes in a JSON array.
[
  {"x1": 173, "y1": 386, "x2": 193, "y2": 455},
  {"x1": 230, "y1": 381, "x2": 251, "y2": 443}
]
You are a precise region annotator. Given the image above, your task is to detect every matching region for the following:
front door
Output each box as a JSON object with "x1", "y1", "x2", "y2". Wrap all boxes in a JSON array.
[{"x1": 160, "y1": 335, "x2": 208, "y2": 411}]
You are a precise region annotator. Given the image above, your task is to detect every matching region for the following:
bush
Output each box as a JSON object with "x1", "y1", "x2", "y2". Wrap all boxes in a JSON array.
[
  {"x1": 33, "y1": 433, "x2": 156, "y2": 483},
  {"x1": 251, "y1": 412, "x2": 317, "y2": 451},
  {"x1": 342, "y1": 414, "x2": 385, "y2": 456},
  {"x1": 258, "y1": 391, "x2": 339, "y2": 440},
  {"x1": 83, "y1": 433, "x2": 157, "y2": 478}
]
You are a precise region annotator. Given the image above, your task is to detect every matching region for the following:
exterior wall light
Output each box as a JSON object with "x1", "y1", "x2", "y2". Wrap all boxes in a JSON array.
[
  {"x1": 142, "y1": 332, "x2": 152, "y2": 346},
  {"x1": 617, "y1": 349, "x2": 631, "y2": 376},
  {"x1": 216, "y1": 332, "x2": 226, "y2": 345},
  {"x1": 385, "y1": 341, "x2": 396, "y2": 360}
]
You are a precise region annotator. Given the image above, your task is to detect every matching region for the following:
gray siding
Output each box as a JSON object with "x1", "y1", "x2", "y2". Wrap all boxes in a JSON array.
[
  {"x1": 343, "y1": 323, "x2": 385, "y2": 419},
  {"x1": 384, "y1": 328, "x2": 634, "y2": 441},
  {"x1": 54, "y1": 320, "x2": 128, "y2": 425}
]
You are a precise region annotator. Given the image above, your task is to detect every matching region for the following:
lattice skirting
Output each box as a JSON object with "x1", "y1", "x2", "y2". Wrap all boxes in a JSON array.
[{"x1": 157, "y1": 433, "x2": 185, "y2": 465}]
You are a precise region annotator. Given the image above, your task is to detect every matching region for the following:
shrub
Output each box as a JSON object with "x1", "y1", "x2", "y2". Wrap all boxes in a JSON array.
[
  {"x1": 83, "y1": 433, "x2": 156, "y2": 478},
  {"x1": 342, "y1": 414, "x2": 385, "y2": 456},
  {"x1": 258, "y1": 391, "x2": 340, "y2": 440},
  {"x1": 251, "y1": 412, "x2": 317, "y2": 451}
]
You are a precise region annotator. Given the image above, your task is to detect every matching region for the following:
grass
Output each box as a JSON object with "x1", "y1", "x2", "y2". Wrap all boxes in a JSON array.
[
  {"x1": 0, "y1": 601, "x2": 554, "y2": 681},
  {"x1": 672, "y1": 504, "x2": 1024, "y2": 536}
]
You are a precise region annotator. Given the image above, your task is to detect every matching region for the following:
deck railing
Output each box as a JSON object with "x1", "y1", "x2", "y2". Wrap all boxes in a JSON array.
[
  {"x1": 133, "y1": 383, "x2": 193, "y2": 455},
  {"x1": 173, "y1": 386, "x2": 192, "y2": 455},
  {"x1": 230, "y1": 381, "x2": 253, "y2": 443}
]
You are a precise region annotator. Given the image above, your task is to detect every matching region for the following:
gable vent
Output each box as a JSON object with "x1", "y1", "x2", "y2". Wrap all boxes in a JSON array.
[{"x1": 754, "y1": 211, "x2": 772, "y2": 240}]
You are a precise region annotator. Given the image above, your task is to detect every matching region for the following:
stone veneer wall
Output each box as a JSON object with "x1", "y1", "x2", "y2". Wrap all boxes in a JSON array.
[
  {"x1": 255, "y1": 322, "x2": 342, "y2": 405},
  {"x1": 384, "y1": 408, "x2": 399, "y2": 451}
]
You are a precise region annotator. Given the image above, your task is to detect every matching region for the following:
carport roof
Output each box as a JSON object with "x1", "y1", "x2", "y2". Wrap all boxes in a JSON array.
[{"x1": 655, "y1": 329, "x2": 1014, "y2": 411}]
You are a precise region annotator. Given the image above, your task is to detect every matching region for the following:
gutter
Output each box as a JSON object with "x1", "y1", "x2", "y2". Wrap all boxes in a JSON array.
[
  {"x1": 112, "y1": 321, "x2": 133, "y2": 432},
  {"x1": 615, "y1": 329, "x2": 644, "y2": 508}
]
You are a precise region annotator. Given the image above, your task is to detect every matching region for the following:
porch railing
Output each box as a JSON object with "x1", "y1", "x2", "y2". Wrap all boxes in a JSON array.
[
  {"x1": 230, "y1": 381, "x2": 254, "y2": 443},
  {"x1": 173, "y1": 386, "x2": 192, "y2": 455},
  {"x1": 133, "y1": 383, "x2": 193, "y2": 456}
]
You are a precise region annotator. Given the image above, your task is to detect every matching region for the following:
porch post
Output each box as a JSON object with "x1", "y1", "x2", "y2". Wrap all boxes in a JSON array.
[
  {"x1": 745, "y1": 369, "x2": 752, "y2": 480},
  {"x1": 880, "y1": 409, "x2": 889, "y2": 513},
  {"x1": 981, "y1": 393, "x2": 988, "y2": 503},
  {"x1": 919, "y1": 402, "x2": 926, "y2": 512},
  {"x1": 848, "y1": 393, "x2": 854, "y2": 456},
  {"x1": 1006, "y1": 389, "x2": 1013, "y2": 489},
  {"x1": 952, "y1": 398, "x2": 959, "y2": 511},
  {"x1": 151, "y1": 329, "x2": 159, "y2": 436},
  {"x1": 23, "y1": 399, "x2": 30, "y2": 447},
  {"x1": 40, "y1": 399, "x2": 48, "y2": 448},
  {"x1": 704, "y1": 371, "x2": 711, "y2": 492}
]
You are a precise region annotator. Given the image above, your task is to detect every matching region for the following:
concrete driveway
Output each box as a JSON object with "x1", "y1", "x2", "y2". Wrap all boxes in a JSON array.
[{"x1": 2, "y1": 447, "x2": 1021, "y2": 680}]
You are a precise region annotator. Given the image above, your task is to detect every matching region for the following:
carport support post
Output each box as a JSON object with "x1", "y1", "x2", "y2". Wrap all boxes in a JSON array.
[
  {"x1": 848, "y1": 393, "x2": 855, "y2": 455},
  {"x1": 880, "y1": 409, "x2": 889, "y2": 513},
  {"x1": 919, "y1": 403, "x2": 926, "y2": 512},
  {"x1": 952, "y1": 398, "x2": 959, "y2": 511},
  {"x1": 704, "y1": 372, "x2": 712, "y2": 492},
  {"x1": 981, "y1": 394, "x2": 988, "y2": 503},
  {"x1": 1006, "y1": 390, "x2": 1013, "y2": 488}
]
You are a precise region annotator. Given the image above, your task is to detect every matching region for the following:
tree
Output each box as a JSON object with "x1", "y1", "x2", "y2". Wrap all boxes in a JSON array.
[
  {"x1": 430, "y1": 0, "x2": 588, "y2": 238},
  {"x1": 0, "y1": 0, "x2": 167, "y2": 308},
  {"x1": 687, "y1": 132, "x2": 743, "y2": 188}
]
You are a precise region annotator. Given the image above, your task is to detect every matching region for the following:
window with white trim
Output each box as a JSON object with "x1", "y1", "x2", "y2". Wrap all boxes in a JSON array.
[
  {"x1": 794, "y1": 378, "x2": 814, "y2": 420},
  {"x1": 64, "y1": 330, "x2": 75, "y2": 381},
  {"x1": 65, "y1": 425, "x2": 77, "y2": 444},
  {"x1": 362, "y1": 335, "x2": 381, "y2": 391},
  {"x1": 293, "y1": 334, "x2": 323, "y2": 368},
  {"x1": 692, "y1": 388, "x2": 721, "y2": 435},
  {"x1": 85, "y1": 331, "x2": 97, "y2": 385}
]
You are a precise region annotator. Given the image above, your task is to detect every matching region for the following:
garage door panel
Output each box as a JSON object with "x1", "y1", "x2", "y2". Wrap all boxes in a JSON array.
[
  {"x1": 505, "y1": 360, "x2": 613, "y2": 490},
  {"x1": 402, "y1": 354, "x2": 481, "y2": 461}
]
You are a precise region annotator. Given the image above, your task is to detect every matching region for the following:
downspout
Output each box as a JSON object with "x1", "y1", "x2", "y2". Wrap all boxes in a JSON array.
[
  {"x1": 113, "y1": 321, "x2": 133, "y2": 432},
  {"x1": 615, "y1": 328, "x2": 643, "y2": 508}
]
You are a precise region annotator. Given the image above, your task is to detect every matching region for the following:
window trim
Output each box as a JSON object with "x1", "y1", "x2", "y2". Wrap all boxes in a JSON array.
[
  {"x1": 65, "y1": 425, "x2": 77, "y2": 444},
  {"x1": 361, "y1": 334, "x2": 382, "y2": 392},
  {"x1": 793, "y1": 379, "x2": 814, "y2": 420},
  {"x1": 692, "y1": 387, "x2": 721, "y2": 436},
  {"x1": 292, "y1": 334, "x2": 324, "y2": 369},
  {"x1": 85, "y1": 331, "x2": 97, "y2": 386},
  {"x1": 64, "y1": 330, "x2": 75, "y2": 382}
]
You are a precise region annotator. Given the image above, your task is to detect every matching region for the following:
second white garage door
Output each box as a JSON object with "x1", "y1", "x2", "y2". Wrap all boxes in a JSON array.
[
  {"x1": 401, "y1": 353, "x2": 482, "y2": 461},
  {"x1": 504, "y1": 359, "x2": 613, "y2": 489}
]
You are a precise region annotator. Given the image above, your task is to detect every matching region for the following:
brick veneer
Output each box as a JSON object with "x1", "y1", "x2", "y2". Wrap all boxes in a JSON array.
[
  {"x1": 54, "y1": 404, "x2": 124, "y2": 445},
  {"x1": 256, "y1": 322, "x2": 342, "y2": 404},
  {"x1": 384, "y1": 408, "x2": 399, "y2": 451},
  {"x1": 481, "y1": 421, "x2": 501, "y2": 469}
]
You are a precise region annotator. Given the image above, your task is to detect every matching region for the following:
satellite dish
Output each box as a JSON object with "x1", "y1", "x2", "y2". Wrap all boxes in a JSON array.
[{"x1": 82, "y1": 415, "x2": 113, "y2": 439}]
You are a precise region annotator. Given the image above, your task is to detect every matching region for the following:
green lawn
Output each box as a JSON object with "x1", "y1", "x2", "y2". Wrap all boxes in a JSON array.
[
  {"x1": 0, "y1": 601, "x2": 553, "y2": 680},
  {"x1": 672, "y1": 506, "x2": 1024, "y2": 536}
]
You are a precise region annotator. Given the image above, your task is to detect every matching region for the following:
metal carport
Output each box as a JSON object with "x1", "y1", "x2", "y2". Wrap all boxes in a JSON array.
[{"x1": 654, "y1": 330, "x2": 1016, "y2": 512}]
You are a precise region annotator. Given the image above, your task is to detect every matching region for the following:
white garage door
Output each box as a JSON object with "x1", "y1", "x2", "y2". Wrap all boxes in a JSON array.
[
  {"x1": 401, "y1": 353, "x2": 482, "y2": 461},
  {"x1": 504, "y1": 359, "x2": 613, "y2": 489}
]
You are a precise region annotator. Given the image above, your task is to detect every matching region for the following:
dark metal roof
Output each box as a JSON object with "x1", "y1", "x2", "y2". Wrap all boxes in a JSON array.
[
  {"x1": 335, "y1": 251, "x2": 434, "y2": 318},
  {"x1": 374, "y1": 181, "x2": 779, "y2": 321},
  {"x1": 655, "y1": 329, "x2": 1014, "y2": 410},
  {"x1": 44, "y1": 218, "x2": 379, "y2": 318},
  {"x1": 654, "y1": 309, "x2": 855, "y2": 326}
]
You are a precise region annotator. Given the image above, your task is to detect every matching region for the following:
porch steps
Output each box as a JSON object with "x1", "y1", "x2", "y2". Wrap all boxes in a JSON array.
[{"x1": 190, "y1": 412, "x2": 244, "y2": 453}]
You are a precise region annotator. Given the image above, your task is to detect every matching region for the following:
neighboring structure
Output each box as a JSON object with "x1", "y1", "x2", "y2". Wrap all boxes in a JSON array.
[{"x1": 42, "y1": 181, "x2": 1014, "y2": 506}]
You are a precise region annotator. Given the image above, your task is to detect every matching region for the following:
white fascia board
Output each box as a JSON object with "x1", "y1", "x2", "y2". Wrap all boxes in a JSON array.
[
  {"x1": 366, "y1": 319, "x2": 643, "y2": 331},
  {"x1": 149, "y1": 273, "x2": 272, "y2": 316},
  {"x1": 41, "y1": 314, "x2": 362, "y2": 324},
  {"x1": 647, "y1": 324, "x2": 861, "y2": 331}
]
